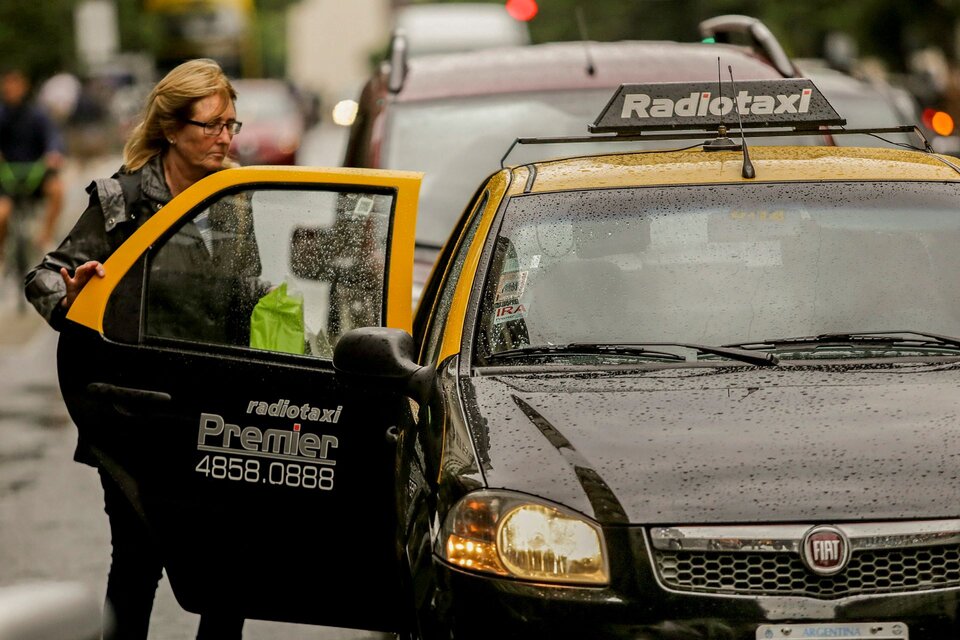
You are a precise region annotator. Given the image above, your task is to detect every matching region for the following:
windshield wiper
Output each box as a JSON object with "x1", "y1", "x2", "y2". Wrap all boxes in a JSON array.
[
  {"x1": 485, "y1": 342, "x2": 778, "y2": 367},
  {"x1": 726, "y1": 330, "x2": 960, "y2": 352},
  {"x1": 630, "y1": 342, "x2": 779, "y2": 366},
  {"x1": 485, "y1": 343, "x2": 686, "y2": 363}
]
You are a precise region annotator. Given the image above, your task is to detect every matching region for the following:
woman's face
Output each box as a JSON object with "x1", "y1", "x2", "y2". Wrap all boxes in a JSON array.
[{"x1": 170, "y1": 93, "x2": 237, "y2": 175}]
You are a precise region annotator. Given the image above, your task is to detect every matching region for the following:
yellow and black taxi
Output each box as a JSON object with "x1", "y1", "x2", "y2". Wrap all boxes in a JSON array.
[{"x1": 58, "y1": 79, "x2": 960, "y2": 638}]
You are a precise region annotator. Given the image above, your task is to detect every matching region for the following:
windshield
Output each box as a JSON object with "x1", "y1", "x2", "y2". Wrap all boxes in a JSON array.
[
  {"x1": 476, "y1": 181, "x2": 960, "y2": 361},
  {"x1": 385, "y1": 91, "x2": 818, "y2": 247}
]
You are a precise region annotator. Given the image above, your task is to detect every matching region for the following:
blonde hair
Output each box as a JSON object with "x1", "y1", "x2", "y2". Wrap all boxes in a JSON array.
[{"x1": 122, "y1": 58, "x2": 236, "y2": 172}]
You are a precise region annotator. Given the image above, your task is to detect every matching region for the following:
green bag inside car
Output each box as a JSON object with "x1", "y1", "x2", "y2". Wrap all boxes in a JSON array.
[{"x1": 249, "y1": 282, "x2": 305, "y2": 355}]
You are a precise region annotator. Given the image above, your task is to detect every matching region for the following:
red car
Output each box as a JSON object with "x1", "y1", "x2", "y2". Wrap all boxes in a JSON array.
[{"x1": 230, "y1": 78, "x2": 305, "y2": 165}]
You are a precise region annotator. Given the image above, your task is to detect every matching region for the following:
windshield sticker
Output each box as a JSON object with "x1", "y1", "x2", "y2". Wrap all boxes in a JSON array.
[
  {"x1": 494, "y1": 303, "x2": 528, "y2": 325},
  {"x1": 496, "y1": 270, "x2": 528, "y2": 303},
  {"x1": 529, "y1": 254, "x2": 541, "y2": 269},
  {"x1": 353, "y1": 196, "x2": 374, "y2": 216}
]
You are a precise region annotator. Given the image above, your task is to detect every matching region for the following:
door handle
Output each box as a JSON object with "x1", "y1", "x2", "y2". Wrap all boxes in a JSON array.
[
  {"x1": 87, "y1": 382, "x2": 172, "y2": 405},
  {"x1": 385, "y1": 425, "x2": 399, "y2": 444}
]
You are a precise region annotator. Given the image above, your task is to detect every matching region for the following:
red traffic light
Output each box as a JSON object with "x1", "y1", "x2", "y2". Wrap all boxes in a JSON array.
[
  {"x1": 922, "y1": 107, "x2": 955, "y2": 136},
  {"x1": 506, "y1": 0, "x2": 538, "y2": 21}
]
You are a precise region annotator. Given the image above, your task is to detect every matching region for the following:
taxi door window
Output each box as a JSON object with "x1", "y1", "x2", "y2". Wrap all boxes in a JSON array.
[{"x1": 137, "y1": 187, "x2": 394, "y2": 358}]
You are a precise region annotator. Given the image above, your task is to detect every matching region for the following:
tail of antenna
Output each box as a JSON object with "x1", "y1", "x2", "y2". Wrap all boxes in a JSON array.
[{"x1": 728, "y1": 65, "x2": 756, "y2": 179}]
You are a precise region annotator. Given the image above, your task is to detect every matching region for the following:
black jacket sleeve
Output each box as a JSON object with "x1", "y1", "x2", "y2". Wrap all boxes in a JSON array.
[{"x1": 24, "y1": 186, "x2": 114, "y2": 331}]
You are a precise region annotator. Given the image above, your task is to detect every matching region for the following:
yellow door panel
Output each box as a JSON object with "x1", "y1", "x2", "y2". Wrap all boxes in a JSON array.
[{"x1": 66, "y1": 166, "x2": 421, "y2": 334}]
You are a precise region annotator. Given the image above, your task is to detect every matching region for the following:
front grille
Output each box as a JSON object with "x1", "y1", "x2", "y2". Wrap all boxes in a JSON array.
[{"x1": 655, "y1": 544, "x2": 960, "y2": 599}]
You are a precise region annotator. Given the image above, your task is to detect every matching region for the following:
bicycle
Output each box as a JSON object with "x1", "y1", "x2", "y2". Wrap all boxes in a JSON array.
[{"x1": 0, "y1": 160, "x2": 47, "y2": 311}]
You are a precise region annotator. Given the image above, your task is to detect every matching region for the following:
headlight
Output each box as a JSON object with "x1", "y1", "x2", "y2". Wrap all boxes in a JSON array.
[
  {"x1": 332, "y1": 99, "x2": 358, "y2": 127},
  {"x1": 439, "y1": 491, "x2": 608, "y2": 585}
]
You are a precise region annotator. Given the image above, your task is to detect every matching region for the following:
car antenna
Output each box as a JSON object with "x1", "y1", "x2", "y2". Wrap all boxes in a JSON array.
[
  {"x1": 703, "y1": 57, "x2": 740, "y2": 151},
  {"x1": 728, "y1": 65, "x2": 756, "y2": 179},
  {"x1": 575, "y1": 6, "x2": 596, "y2": 76}
]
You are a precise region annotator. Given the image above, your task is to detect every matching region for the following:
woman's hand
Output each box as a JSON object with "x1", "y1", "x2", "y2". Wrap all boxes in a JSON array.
[{"x1": 59, "y1": 261, "x2": 106, "y2": 309}]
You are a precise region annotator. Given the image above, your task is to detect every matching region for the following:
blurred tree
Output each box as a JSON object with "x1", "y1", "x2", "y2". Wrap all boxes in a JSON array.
[
  {"x1": 411, "y1": 0, "x2": 960, "y2": 71},
  {"x1": 0, "y1": 0, "x2": 298, "y2": 82},
  {"x1": 5, "y1": 0, "x2": 959, "y2": 82},
  {"x1": 116, "y1": 0, "x2": 161, "y2": 59},
  {"x1": 0, "y1": 0, "x2": 75, "y2": 81},
  {"x1": 256, "y1": 0, "x2": 300, "y2": 78}
]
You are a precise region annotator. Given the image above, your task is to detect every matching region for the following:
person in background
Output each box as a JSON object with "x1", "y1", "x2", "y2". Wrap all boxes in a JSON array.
[
  {"x1": 24, "y1": 58, "x2": 248, "y2": 640},
  {"x1": 0, "y1": 67, "x2": 65, "y2": 256}
]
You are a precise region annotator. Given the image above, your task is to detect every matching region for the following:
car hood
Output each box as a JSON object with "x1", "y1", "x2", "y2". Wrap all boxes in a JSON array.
[{"x1": 464, "y1": 362, "x2": 960, "y2": 525}]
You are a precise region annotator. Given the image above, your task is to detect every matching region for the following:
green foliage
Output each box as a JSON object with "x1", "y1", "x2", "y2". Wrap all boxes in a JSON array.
[
  {"x1": 412, "y1": 0, "x2": 960, "y2": 71},
  {"x1": 3, "y1": 0, "x2": 959, "y2": 82},
  {"x1": 0, "y1": 0, "x2": 75, "y2": 80},
  {"x1": 0, "y1": 0, "x2": 293, "y2": 81},
  {"x1": 258, "y1": 10, "x2": 288, "y2": 78}
]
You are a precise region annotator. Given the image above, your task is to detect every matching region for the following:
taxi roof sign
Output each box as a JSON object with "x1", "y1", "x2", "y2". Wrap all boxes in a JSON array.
[{"x1": 590, "y1": 79, "x2": 845, "y2": 133}]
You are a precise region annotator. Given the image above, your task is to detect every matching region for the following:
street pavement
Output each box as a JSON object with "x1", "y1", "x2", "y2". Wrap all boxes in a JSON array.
[{"x1": 0, "y1": 124, "x2": 393, "y2": 639}]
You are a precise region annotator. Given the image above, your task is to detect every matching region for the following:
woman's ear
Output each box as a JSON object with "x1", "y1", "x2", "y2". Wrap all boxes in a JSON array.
[{"x1": 161, "y1": 125, "x2": 178, "y2": 146}]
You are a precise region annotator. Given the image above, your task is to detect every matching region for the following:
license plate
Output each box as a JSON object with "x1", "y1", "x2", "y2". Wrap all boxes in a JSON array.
[{"x1": 756, "y1": 622, "x2": 908, "y2": 639}]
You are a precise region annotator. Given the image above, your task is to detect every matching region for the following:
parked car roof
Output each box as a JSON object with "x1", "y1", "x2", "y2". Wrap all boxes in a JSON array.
[{"x1": 395, "y1": 40, "x2": 788, "y2": 102}]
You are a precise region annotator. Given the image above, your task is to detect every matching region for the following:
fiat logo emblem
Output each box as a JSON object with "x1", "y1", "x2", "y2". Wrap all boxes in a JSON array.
[{"x1": 801, "y1": 526, "x2": 850, "y2": 576}]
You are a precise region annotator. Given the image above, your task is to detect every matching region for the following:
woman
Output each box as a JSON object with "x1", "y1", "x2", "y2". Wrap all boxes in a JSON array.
[{"x1": 25, "y1": 59, "x2": 246, "y2": 640}]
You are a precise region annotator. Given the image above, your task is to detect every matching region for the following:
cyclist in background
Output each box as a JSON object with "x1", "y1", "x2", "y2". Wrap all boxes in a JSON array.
[{"x1": 0, "y1": 67, "x2": 66, "y2": 261}]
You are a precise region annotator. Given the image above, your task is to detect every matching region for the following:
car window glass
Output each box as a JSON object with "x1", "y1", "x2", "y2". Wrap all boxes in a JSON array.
[
  {"x1": 477, "y1": 181, "x2": 960, "y2": 359},
  {"x1": 387, "y1": 90, "x2": 612, "y2": 247},
  {"x1": 140, "y1": 187, "x2": 394, "y2": 358}
]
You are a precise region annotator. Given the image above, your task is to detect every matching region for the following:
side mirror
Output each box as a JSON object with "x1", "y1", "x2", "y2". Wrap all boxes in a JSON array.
[{"x1": 333, "y1": 327, "x2": 434, "y2": 404}]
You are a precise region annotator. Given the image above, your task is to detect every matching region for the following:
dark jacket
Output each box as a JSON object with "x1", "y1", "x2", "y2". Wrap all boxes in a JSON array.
[
  {"x1": 25, "y1": 154, "x2": 171, "y2": 329},
  {"x1": 0, "y1": 100, "x2": 64, "y2": 162},
  {"x1": 25, "y1": 154, "x2": 264, "y2": 341}
]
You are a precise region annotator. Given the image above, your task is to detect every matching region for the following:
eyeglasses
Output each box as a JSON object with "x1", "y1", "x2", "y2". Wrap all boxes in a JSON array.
[{"x1": 182, "y1": 118, "x2": 243, "y2": 136}]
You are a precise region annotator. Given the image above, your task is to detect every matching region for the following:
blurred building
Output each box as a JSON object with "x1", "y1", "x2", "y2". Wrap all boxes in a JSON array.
[{"x1": 286, "y1": 0, "x2": 392, "y2": 108}]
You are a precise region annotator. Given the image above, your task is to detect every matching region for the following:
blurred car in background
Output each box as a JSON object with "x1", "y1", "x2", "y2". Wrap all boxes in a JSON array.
[
  {"x1": 229, "y1": 78, "x2": 305, "y2": 165},
  {"x1": 394, "y1": 2, "x2": 530, "y2": 57},
  {"x1": 343, "y1": 15, "x2": 806, "y2": 299},
  {"x1": 796, "y1": 64, "x2": 923, "y2": 148},
  {"x1": 329, "y1": 2, "x2": 529, "y2": 143},
  {"x1": 797, "y1": 60, "x2": 960, "y2": 156}
]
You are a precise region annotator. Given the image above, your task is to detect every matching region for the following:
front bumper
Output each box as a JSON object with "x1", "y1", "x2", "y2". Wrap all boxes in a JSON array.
[{"x1": 422, "y1": 528, "x2": 960, "y2": 639}]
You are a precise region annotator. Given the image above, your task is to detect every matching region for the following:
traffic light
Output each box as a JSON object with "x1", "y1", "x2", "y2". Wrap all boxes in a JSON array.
[
  {"x1": 922, "y1": 108, "x2": 955, "y2": 137},
  {"x1": 506, "y1": 0, "x2": 538, "y2": 22}
]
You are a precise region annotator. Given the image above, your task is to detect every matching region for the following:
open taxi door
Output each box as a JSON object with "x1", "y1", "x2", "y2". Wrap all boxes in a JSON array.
[{"x1": 57, "y1": 166, "x2": 420, "y2": 631}]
